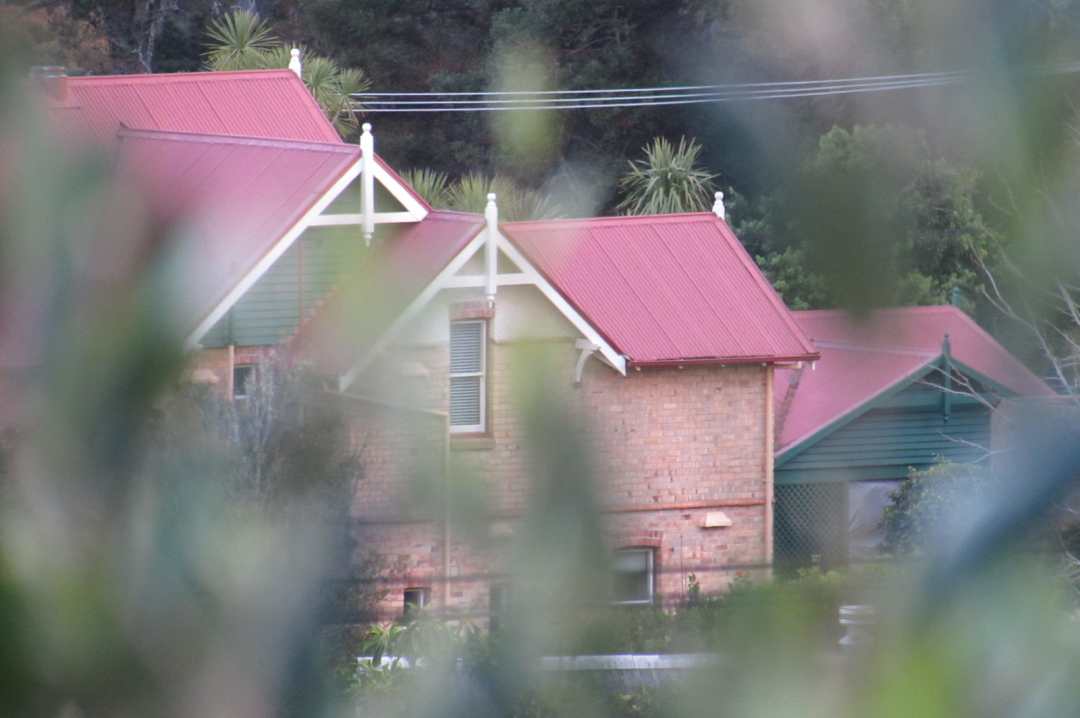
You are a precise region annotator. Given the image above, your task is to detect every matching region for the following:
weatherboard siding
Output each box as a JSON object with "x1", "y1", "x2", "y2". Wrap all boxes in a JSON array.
[
  {"x1": 200, "y1": 233, "x2": 352, "y2": 348},
  {"x1": 777, "y1": 405, "x2": 990, "y2": 484}
]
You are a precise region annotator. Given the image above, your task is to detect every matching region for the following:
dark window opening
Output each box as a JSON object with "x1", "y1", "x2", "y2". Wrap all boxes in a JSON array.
[
  {"x1": 233, "y1": 364, "x2": 255, "y2": 399},
  {"x1": 612, "y1": 548, "x2": 654, "y2": 605},
  {"x1": 403, "y1": 587, "x2": 430, "y2": 618}
]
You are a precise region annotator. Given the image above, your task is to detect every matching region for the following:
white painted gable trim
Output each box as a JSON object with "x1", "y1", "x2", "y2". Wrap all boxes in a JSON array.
[
  {"x1": 494, "y1": 230, "x2": 626, "y2": 375},
  {"x1": 372, "y1": 160, "x2": 429, "y2": 220},
  {"x1": 184, "y1": 155, "x2": 429, "y2": 350},
  {"x1": 184, "y1": 157, "x2": 364, "y2": 350},
  {"x1": 336, "y1": 227, "x2": 627, "y2": 392},
  {"x1": 337, "y1": 230, "x2": 488, "y2": 392}
]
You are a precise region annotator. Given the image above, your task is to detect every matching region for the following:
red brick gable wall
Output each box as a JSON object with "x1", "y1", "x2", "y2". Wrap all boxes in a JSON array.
[{"x1": 347, "y1": 337, "x2": 774, "y2": 621}]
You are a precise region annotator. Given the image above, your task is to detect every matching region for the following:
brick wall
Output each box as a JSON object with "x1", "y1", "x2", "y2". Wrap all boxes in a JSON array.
[
  {"x1": 187, "y1": 345, "x2": 280, "y2": 396},
  {"x1": 348, "y1": 335, "x2": 774, "y2": 621}
]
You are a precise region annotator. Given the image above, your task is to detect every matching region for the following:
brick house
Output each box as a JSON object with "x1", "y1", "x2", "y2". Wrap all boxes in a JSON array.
[
  {"x1": 287, "y1": 209, "x2": 819, "y2": 618},
  {"x1": 18, "y1": 67, "x2": 1056, "y2": 621},
  {"x1": 19, "y1": 66, "x2": 1061, "y2": 623},
  {"x1": 27, "y1": 67, "x2": 819, "y2": 619}
]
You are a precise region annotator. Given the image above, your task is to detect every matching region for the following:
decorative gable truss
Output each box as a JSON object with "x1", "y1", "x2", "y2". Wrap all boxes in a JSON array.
[
  {"x1": 185, "y1": 125, "x2": 428, "y2": 350},
  {"x1": 337, "y1": 195, "x2": 626, "y2": 393}
]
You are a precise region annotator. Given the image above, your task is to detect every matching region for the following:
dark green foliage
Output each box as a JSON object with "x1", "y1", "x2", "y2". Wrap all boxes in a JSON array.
[
  {"x1": 762, "y1": 125, "x2": 1006, "y2": 310},
  {"x1": 343, "y1": 568, "x2": 867, "y2": 717},
  {"x1": 882, "y1": 461, "x2": 994, "y2": 555},
  {"x1": 757, "y1": 247, "x2": 831, "y2": 311}
]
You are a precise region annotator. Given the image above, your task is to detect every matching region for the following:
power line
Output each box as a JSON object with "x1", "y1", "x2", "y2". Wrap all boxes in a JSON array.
[
  {"x1": 358, "y1": 76, "x2": 961, "y2": 107},
  {"x1": 353, "y1": 68, "x2": 968, "y2": 97},
  {"x1": 356, "y1": 77, "x2": 959, "y2": 113},
  {"x1": 351, "y1": 62, "x2": 1080, "y2": 113}
]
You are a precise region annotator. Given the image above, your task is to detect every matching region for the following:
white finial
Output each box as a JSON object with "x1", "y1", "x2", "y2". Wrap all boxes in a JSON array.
[
  {"x1": 288, "y1": 48, "x2": 302, "y2": 79},
  {"x1": 360, "y1": 122, "x2": 375, "y2": 245},
  {"x1": 485, "y1": 193, "x2": 498, "y2": 303},
  {"x1": 712, "y1": 191, "x2": 726, "y2": 220}
]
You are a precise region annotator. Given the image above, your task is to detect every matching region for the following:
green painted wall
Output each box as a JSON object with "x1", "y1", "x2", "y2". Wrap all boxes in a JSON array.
[
  {"x1": 776, "y1": 381, "x2": 991, "y2": 485},
  {"x1": 200, "y1": 228, "x2": 357, "y2": 348}
]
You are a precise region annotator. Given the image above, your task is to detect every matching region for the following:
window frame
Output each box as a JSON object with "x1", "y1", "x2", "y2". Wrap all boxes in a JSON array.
[
  {"x1": 611, "y1": 547, "x2": 655, "y2": 606},
  {"x1": 403, "y1": 586, "x2": 430, "y2": 616},
  {"x1": 449, "y1": 319, "x2": 487, "y2": 434},
  {"x1": 232, "y1": 364, "x2": 256, "y2": 400}
]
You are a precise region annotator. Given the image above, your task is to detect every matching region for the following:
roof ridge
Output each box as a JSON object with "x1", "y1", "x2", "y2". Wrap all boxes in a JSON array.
[
  {"x1": 425, "y1": 209, "x2": 484, "y2": 221},
  {"x1": 115, "y1": 126, "x2": 359, "y2": 153},
  {"x1": 69, "y1": 69, "x2": 300, "y2": 83},
  {"x1": 794, "y1": 304, "x2": 958, "y2": 317},
  {"x1": 503, "y1": 212, "x2": 718, "y2": 228},
  {"x1": 812, "y1": 339, "x2": 939, "y2": 357}
]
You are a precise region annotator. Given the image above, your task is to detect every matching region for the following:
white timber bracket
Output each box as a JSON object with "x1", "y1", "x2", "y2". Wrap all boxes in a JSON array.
[
  {"x1": 484, "y1": 193, "x2": 498, "y2": 305},
  {"x1": 574, "y1": 338, "x2": 598, "y2": 384}
]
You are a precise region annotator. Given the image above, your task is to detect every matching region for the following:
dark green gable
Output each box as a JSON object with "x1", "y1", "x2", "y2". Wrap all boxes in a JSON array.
[
  {"x1": 200, "y1": 227, "x2": 358, "y2": 348},
  {"x1": 776, "y1": 361, "x2": 996, "y2": 485},
  {"x1": 775, "y1": 397, "x2": 990, "y2": 485}
]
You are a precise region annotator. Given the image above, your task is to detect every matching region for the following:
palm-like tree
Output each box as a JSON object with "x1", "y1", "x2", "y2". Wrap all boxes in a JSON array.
[
  {"x1": 203, "y1": 10, "x2": 370, "y2": 134},
  {"x1": 445, "y1": 173, "x2": 559, "y2": 221},
  {"x1": 203, "y1": 10, "x2": 278, "y2": 71},
  {"x1": 401, "y1": 170, "x2": 558, "y2": 221},
  {"x1": 401, "y1": 169, "x2": 451, "y2": 207},
  {"x1": 616, "y1": 136, "x2": 716, "y2": 215}
]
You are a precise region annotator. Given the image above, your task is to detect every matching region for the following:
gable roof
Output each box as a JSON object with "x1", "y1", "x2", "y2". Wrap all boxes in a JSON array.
[
  {"x1": 52, "y1": 69, "x2": 341, "y2": 144},
  {"x1": 51, "y1": 70, "x2": 433, "y2": 214},
  {"x1": 775, "y1": 305, "x2": 1054, "y2": 456},
  {"x1": 501, "y1": 213, "x2": 818, "y2": 367},
  {"x1": 113, "y1": 127, "x2": 361, "y2": 342},
  {"x1": 291, "y1": 210, "x2": 485, "y2": 374}
]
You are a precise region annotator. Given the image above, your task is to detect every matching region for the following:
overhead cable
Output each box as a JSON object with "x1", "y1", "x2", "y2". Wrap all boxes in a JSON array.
[{"x1": 351, "y1": 62, "x2": 1080, "y2": 113}]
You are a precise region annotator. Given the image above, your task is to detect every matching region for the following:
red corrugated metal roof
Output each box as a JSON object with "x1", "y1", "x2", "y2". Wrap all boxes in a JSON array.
[
  {"x1": 291, "y1": 211, "x2": 484, "y2": 373},
  {"x1": 63, "y1": 69, "x2": 340, "y2": 144},
  {"x1": 502, "y1": 213, "x2": 818, "y2": 366},
  {"x1": 114, "y1": 128, "x2": 360, "y2": 337},
  {"x1": 47, "y1": 70, "x2": 431, "y2": 212},
  {"x1": 775, "y1": 305, "x2": 1055, "y2": 454}
]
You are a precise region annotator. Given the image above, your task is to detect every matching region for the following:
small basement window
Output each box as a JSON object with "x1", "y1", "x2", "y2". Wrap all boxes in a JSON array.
[
  {"x1": 233, "y1": 364, "x2": 255, "y2": 399},
  {"x1": 403, "y1": 587, "x2": 430, "y2": 617},
  {"x1": 612, "y1": 548, "x2": 654, "y2": 605},
  {"x1": 449, "y1": 320, "x2": 486, "y2": 433}
]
